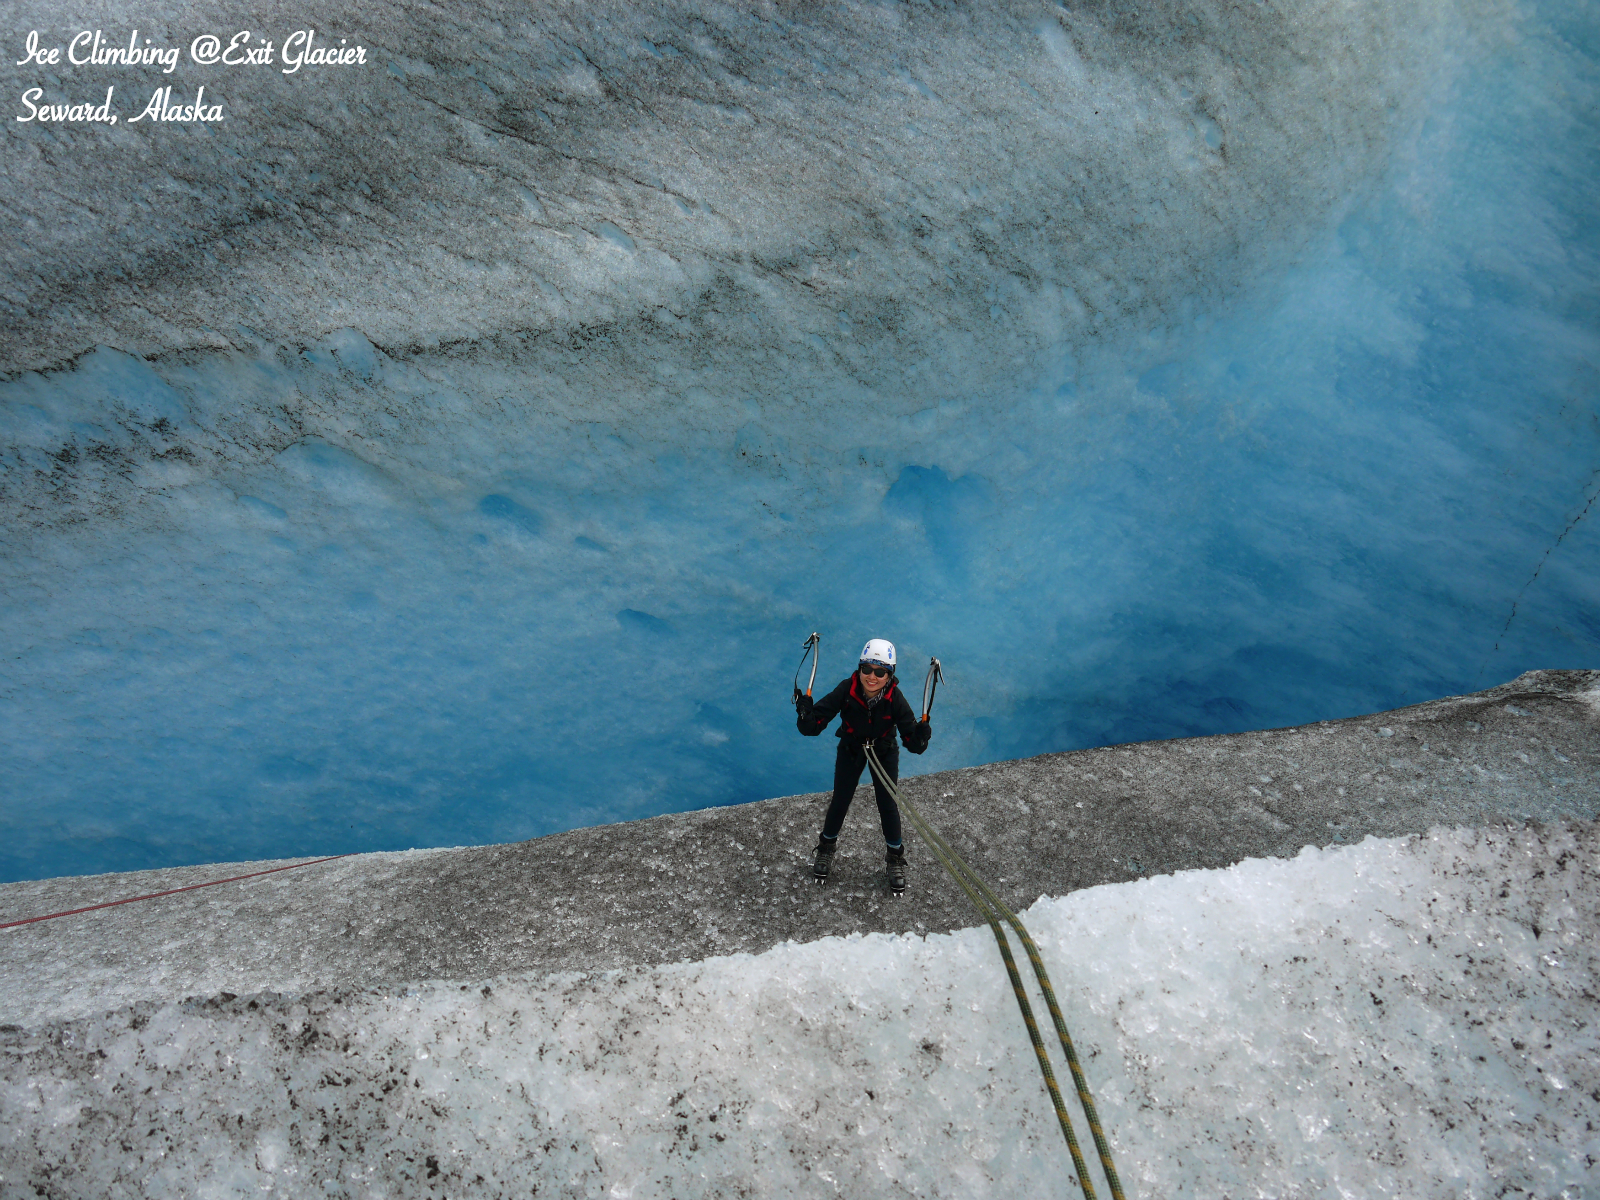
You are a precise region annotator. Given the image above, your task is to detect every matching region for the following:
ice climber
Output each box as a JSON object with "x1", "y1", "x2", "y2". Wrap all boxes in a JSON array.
[{"x1": 795, "y1": 637, "x2": 931, "y2": 894}]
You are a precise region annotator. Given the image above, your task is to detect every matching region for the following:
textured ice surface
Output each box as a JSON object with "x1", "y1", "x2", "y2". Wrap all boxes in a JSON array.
[
  {"x1": 3, "y1": 0, "x2": 1600, "y2": 880},
  {"x1": 0, "y1": 0, "x2": 1463, "y2": 374},
  {"x1": 2, "y1": 822, "x2": 1596, "y2": 1198}
]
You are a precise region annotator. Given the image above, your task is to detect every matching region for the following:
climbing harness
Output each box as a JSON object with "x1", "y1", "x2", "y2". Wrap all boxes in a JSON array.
[
  {"x1": 793, "y1": 631, "x2": 821, "y2": 701},
  {"x1": 920, "y1": 656, "x2": 945, "y2": 721},
  {"x1": 0, "y1": 854, "x2": 354, "y2": 931},
  {"x1": 863, "y1": 742, "x2": 1125, "y2": 1200}
]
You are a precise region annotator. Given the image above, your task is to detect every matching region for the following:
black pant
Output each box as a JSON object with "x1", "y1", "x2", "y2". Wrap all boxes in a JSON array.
[{"x1": 821, "y1": 740, "x2": 902, "y2": 846}]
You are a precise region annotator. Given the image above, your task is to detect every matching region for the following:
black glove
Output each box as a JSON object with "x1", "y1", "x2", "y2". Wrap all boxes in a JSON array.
[
  {"x1": 906, "y1": 717, "x2": 931, "y2": 754},
  {"x1": 795, "y1": 691, "x2": 818, "y2": 734}
]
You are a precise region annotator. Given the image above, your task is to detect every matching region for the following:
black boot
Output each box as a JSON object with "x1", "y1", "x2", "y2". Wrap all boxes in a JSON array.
[
  {"x1": 813, "y1": 837, "x2": 838, "y2": 883},
  {"x1": 886, "y1": 845, "x2": 907, "y2": 895}
]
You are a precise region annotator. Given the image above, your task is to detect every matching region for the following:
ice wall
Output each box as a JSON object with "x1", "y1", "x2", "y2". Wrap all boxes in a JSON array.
[
  {"x1": 2, "y1": 823, "x2": 1595, "y2": 1197},
  {"x1": 3, "y1": 0, "x2": 1599, "y2": 879}
]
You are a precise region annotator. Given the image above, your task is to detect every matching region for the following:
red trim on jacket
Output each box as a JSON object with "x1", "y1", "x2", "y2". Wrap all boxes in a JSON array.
[
  {"x1": 841, "y1": 672, "x2": 897, "y2": 739},
  {"x1": 847, "y1": 672, "x2": 896, "y2": 707}
]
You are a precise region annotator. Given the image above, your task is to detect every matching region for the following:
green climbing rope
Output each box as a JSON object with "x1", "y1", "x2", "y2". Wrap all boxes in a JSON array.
[{"x1": 863, "y1": 743, "x2": 1126, "y2": 1200}]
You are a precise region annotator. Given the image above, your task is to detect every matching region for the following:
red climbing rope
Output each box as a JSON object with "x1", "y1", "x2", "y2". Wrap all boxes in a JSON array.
[{"x1": 0, "y1": 854, "x2": 354, "y2": 930}]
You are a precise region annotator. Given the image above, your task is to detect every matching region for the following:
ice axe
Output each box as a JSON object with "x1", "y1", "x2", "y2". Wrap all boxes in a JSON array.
[
  {"x1": 793, "y1": 632, "x2": 820, "y2": 704},
  {"x1": 920, "y1": 656, "x2": 945, "y2": 722}
]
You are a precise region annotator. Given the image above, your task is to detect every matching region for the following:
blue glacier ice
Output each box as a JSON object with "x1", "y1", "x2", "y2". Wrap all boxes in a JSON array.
[{"x1": 1, "y1": 0, "x2": 1596, "y2": 881}]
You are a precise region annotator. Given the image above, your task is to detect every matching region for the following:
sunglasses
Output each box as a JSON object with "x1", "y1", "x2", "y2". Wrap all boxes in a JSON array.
[{"x1": 859, "y1": 664, "x2": 892, "y2": 678}]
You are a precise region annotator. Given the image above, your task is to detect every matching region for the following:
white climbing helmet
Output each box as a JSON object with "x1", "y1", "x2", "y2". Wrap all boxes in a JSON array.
[{"x1": 859, "y1": 638, "x2": 897, "y2": 670}]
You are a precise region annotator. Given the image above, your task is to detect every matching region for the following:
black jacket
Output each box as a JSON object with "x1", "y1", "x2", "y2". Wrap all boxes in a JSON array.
[{"x1": 798, "y1": 673, "x2": 930, "y2": 753}]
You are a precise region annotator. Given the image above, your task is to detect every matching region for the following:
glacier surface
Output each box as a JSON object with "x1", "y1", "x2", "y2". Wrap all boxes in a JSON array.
[
  {"x1": 2, "y1": 822, "x2": 1596, "y2": 1197},
  {"x1": 2, "y1": 0, "x2": 1599, "y2": 879}
]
